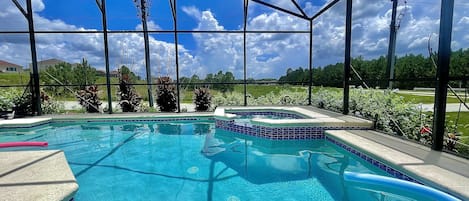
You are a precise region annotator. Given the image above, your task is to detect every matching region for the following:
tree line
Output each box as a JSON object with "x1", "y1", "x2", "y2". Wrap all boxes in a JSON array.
[
  {"x1": 279, "y1": 48, "x2": 469, "y2": 89},
  {"x1": 180, "y1": 70, "x2": 236, "y2": 93},
  {"x1": 40, "y1": 59, "x2": 138, "y2": 96}
]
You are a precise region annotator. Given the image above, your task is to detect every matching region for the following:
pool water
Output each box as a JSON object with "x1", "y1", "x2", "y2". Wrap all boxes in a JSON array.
[{"x1": 0, "y1": 121, "x2": 423, "y2": 201}]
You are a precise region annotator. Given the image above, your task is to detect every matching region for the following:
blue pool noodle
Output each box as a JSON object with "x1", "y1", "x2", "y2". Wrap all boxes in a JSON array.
[{"x1": 344, "y1": 172, "x2": 461, "y2": 201}]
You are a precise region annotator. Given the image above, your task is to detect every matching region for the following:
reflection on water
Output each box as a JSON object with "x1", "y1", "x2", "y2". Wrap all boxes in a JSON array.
[
  {"x1": 201, "y1": 129, "x2": 351, "y2": 185},
  {"x1": 194, "y1": 123, "x2": 212, "y2": 135},
  {"x1": 157, "y1": 123, "x2": 182, "y2": 135}
]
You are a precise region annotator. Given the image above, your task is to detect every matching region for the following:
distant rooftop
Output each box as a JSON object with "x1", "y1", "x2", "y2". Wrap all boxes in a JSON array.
[{"x1": 0, "y1": 60, "x2": 22, "y2": 68}]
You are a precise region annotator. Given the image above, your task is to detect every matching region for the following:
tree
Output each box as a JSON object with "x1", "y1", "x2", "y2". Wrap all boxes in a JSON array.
[
  {"x1": 221, "y1": 71, "x2": 235, "y2": 92},
  {"x1": 278, "y1": 48, "x2": 469, "y2": 89},
  {"x1": 40, "y1": 62, "x2": 75, "y2": 96},
  {"x1": 74, "y1": 58, "x2": 97, "y2": 90},
  {"x1": 119, "y1": 65, "x2": 139, "y2": 82},
  {"x1": 204, "y1": 71, "x2": 235, "y2": 93},
  {"x1": 190, "y1": 74, "x2": 201, "y2": 83}
]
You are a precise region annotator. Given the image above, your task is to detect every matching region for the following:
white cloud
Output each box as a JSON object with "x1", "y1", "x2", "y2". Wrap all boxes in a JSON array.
[
  {"x1": 458, "y1": 17, "x2": 469, "y2": 25},
  {"x1": 135, "y1": 20, "x2": 161, "y2": 30},
  {"x1": 0, "y1": 0, "x2": 199, "y2": 79},
  {"x1": 182, "y1": 6, "x2": 202, "y2": 20},
  {"x1": 1, "y1": 0, "x2": 468, "y2": 79},
  {"x1": 183, "y1": 7, "x2": 312, "y2": 78}
]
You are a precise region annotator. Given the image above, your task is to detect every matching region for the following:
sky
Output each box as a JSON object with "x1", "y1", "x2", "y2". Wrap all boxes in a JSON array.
[{"x1": 0, "y1": 0, "x2": 468, "y2": 80}]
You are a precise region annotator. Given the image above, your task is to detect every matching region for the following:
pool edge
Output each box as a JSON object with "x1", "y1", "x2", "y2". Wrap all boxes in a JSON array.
[{"x1": 325, "y1": 130, "x2": 469, "y2": 201}]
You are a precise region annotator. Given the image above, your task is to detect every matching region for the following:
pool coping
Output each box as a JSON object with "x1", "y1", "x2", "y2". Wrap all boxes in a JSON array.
[
  {"x1": 214, "y1": 106, "x2": 373, "y2": 128},
  {"x1": 0, "y1": 150, "x2": 78, "y2": 201},
  {"x1": 326, "y1": 130, "x2": 469, "y2": 201},
  {"x1": 0, "y1": 113, "x2": 214, "y2": 128}
]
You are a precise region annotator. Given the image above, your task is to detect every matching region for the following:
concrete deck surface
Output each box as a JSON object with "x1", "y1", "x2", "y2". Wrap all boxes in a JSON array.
[{"x1": 0, "y1": 150, "x2": 78, "y2": 201}]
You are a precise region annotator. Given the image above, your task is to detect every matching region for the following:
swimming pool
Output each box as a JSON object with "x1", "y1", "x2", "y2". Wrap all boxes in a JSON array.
[{"x1": 0, "y1": 118, "x2": 460, "y2": 201}]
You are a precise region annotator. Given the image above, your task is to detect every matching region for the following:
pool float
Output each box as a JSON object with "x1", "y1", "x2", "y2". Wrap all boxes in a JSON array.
[
  {"x1": 0, "y1": 141, "x2": 48, "y2": 148},
  {"x1": 344, "y1": 171, "x2": 461, "y2": 201}
]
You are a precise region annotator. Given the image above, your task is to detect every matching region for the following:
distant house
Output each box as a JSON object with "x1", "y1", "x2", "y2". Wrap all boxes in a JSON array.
[
  {"x1": 95, "y1": 70, "x2": 121, "y2": 77},
  {"x1": 110, "y1": 70, "x2": 119, "y2": 77},
  {"x1": 0, "y1": 60, "x2": 23, "y2": 73},
  {"x1": 29, "y1": 59, "x2": 76, "y2": 71},
  {"x1": 96, "y1": 70, "x2": 106, "y2": 76}
]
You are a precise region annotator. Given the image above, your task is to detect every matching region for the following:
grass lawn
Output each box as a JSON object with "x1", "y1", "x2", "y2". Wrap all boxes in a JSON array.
[
  {"x1": 397, "y1": 93, "x2": 461, "y2": 104},
  {"x1": 234, "y1": 85, "x2": 308, "y2": 98},
  {"x1": 0, "y1": 72, "x2": 30, "y2": 85},
  {"x1": 445, "y1": 112, "x2": 469, "y2": 137}
]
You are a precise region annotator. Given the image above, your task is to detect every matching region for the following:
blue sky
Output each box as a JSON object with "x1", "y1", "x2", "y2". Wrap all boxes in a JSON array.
[{"x1": 0, "y1": 0, "x2": 468, "y2": 80}]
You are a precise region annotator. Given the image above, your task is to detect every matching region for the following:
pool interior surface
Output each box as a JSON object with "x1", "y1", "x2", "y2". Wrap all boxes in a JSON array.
[{"x1": 0, "y1": 120, "x2": 453, "y2": 201}]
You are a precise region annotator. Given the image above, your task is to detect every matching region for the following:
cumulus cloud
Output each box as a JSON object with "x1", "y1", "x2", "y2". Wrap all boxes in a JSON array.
[
  {"x1": 0, "y1": 0, "x2": 198, "y2": 79},
  {"x1": 135, "y1": 20, "x2": 161, "y2": 30},
  {"x1": 182, "y1": 6, "x2": 202, "y2": 20},
  {"x1": 1, "y1": 0, "x2": 468, "y2": 80},
  {"x1": 185, "y1": 8, "x2": 311, "y2": 78}
]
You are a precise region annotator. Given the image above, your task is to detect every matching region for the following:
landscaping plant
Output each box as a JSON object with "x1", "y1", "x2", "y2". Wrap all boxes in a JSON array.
[
  {"x1": 77, "y1": 85, "x2": 101, "y2": 113},
  {"x1": 193, "y1": 87, "x2": 212, "y2": 111},
  {"x1": 40, "y1": 92, "x2": 65, "y2": 114},
  {"x1": 156, "y1": 76, "x2": 177, "y2": 112},
  {"x1": 118, "y1": 74, "x2": 142, "y2": 112}
]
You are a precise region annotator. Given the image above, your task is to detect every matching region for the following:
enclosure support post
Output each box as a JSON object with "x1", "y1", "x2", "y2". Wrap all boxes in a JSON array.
[
  {"x1": 243, "y1": 0, "x2": 248, "y2": 106},
  {"x1": 385, "y1": 0, "x2": 398, "y2": 89},
  {"x1": 140, "y1": 0, "x2": 154, "y2": 108},
  {"x1": 343, "y1": 0, "x2": 352, "y2": 115},
  {"x1": 308, "y1": 20, "x2": 313, "y2": 105},
  {"x1": 432, "y1": 0, "x2": 454, "y2": 151},
  {"x1": 22, "y1": 0, "x2": 42, "y2": 115},
  {"x1": 97, "y1": 0, "x2": 113, "y2": 114},
  {"x1": 174, "y1": 0, "x2": 181, "y2": 113}
]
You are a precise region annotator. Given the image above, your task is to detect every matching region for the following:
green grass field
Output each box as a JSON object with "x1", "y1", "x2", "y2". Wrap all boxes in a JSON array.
[
  {"x1": 1, "y1": 72, "x2": 466, "y2": 106},
  {"x1": 445, "y1": 112, "x2": 469, "y2": 136},
  {"x1": 397, "y1": 93, "x2": 461, "y2": 104},
  {"x1": 0, "y1": 72, "x2": 30, "y2": 85}
]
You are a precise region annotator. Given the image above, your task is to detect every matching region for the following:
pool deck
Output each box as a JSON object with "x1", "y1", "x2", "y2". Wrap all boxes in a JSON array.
[
  {"x1": 0, "y1": 107, "x2": 468, "y2": 200},
  {"x1": 326, "y1": 130, "x2": 469, "y2": 200},
  {"x1": 0, "y1": 150, "x2": 78, "y2": 201}
]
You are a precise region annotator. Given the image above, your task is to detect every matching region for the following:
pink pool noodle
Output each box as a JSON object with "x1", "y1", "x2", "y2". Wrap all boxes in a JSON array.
[{"x1": 0, "y1": 141, "x2": 48, "y2": 148}]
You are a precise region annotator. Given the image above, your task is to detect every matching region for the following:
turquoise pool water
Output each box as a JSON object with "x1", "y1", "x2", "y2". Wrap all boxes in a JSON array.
[{"x1": 0, "y1": 120, "x2": 454, "y2": 201}]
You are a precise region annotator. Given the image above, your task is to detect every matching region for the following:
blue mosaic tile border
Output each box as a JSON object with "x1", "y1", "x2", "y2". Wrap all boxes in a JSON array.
[
  {"x1": 83, "y1": 118, "x2": 200, "y2": 123},
  {"x1": 215, "y1": 119, "x2": 369, "y2": 140},
  {"x1": 228, "y1": 111, "x2": 306, "y2": 119},
  {"x1": 53, "y1": 117, "x2": 204, "y2": 123},
  {"x1": 325, "y1": 136, "x2": 422, "y2": 184}
]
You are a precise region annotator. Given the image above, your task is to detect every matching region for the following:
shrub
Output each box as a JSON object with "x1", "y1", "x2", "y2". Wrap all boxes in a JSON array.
[
  {"x1": 194, "y1": 87, "x2": 211, "y2": 111},
  {"x1": 77, "y1": 85, "x2": 101, "y2": 113},
  {"x1": 311, "y1": 88, "x2": 342, "y2": 111},
  {"x1": 41, "y1": 92, "x2": 65, "y2": 114},
  {"x1": 0, "y1": 88, "x2": 63, "y2": 115},
  {"x1": 13, "y1": 92, "x2": 33, "y2": 116},
  {"x1": 212, "y1": 92, "x2": 244, "y2": 108},
  {"x1": 311, "y1": 88, "x2": 469, "y2": 153},
  {"x1": 118, "y1": 78, "x2": 142, "y2": 112},
  {"x1": 0, "y1": 88, "x2": 22, "y2": 111},
  {"x1": 249, "y1": 92, "x2": 278, "y2": 105},
  {"x1": 156, "y1": 77, "x2": 177, "y2": 112}
]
